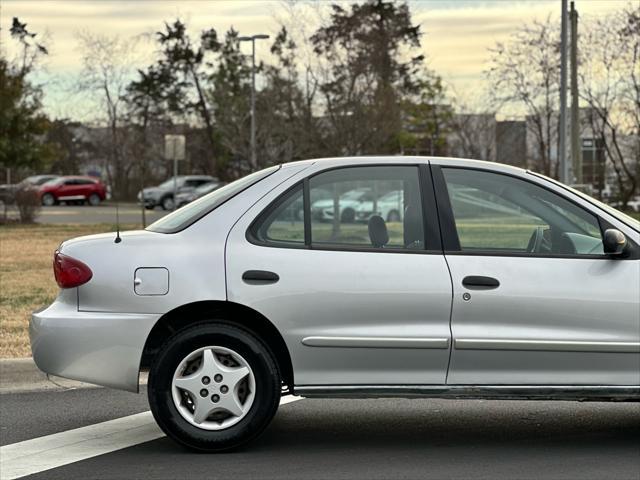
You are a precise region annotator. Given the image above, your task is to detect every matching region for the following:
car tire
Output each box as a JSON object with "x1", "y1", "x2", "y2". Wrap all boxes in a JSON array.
[
  {"x1": 148, "y1": 322, "x2": 281, "y2": 452},
  {"x1": 41, "y1": 193, "x2": 56, "y2": 206},
  {"x1": 88, "y1": 194, "x2": 101, "y2": 206},
  {"x1": 387, "y1": 210, "x2": 401, "y2": 222},
  {"x1": 340, "y1": 208, "x2": 356, "y2": 223},
  {"x1": 161, "y1": 196, "x2": 174, "y2": 211}
]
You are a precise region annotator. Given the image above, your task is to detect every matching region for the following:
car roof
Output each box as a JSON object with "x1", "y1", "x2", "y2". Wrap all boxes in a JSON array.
[
  {"x1": 280, "y1": 156, "x2": 528, "y2": 177},
  {"x1": 59, "y1": 175, "x2": 100, "y2": 181}
]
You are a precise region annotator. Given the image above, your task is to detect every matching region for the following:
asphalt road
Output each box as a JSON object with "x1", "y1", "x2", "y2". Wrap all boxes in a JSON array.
[
  {"x1": 34, "y1": 204, "x2": 168, "y2": 225},
  {"x1": 1, "y1": 387, "x2": 639, "y2": 480}
]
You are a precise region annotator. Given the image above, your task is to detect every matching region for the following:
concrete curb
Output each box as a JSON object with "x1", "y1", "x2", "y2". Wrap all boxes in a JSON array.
[{"x1": 0, "y1": 358, "x2": 147, "y2": 394}]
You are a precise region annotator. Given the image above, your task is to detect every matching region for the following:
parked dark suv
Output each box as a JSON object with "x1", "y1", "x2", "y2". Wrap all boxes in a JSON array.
[{"x1": 138, "y1": 175, "x2": 217, "y2": 210}]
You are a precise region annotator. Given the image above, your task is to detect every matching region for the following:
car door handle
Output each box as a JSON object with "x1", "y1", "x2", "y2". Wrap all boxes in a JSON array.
[
  {"x1": 462, "y1": 276, "x2": 500, "y2": 290},
  {"x1": 242, "y1": 270, "x2": 279, "y2": 284}
]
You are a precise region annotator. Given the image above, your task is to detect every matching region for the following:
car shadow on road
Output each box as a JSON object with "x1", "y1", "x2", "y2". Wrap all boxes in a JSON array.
[
  {"x1": 31, "y1": 398, "x2": 640, "y2": 480},
  {"x1": 255, "y1": 397, "x2": 640, "y2": 450}
]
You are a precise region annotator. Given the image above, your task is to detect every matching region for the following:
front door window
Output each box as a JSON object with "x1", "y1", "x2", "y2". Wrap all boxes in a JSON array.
[{"x1": 441, "y1": 168, "x2": 604, "y2": 256}]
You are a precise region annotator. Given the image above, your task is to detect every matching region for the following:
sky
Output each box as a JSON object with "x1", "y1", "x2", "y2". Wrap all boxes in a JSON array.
[{"x1": 0, "y1": 0, "x2": 630, "y2": 120}]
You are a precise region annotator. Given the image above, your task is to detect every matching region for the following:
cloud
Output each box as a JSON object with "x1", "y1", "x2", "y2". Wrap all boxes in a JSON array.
[
  {"x1": 414, "y1": 0, "x2": 629, "y2": 94},
  {"x1": 0, "y1": 0, "x2": 630, "y2": 117}
]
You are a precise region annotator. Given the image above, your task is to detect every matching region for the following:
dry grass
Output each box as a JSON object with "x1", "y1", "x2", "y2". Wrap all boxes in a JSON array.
[{"x1": 0, "y1": 223, "x2": 140, "y2": 358}]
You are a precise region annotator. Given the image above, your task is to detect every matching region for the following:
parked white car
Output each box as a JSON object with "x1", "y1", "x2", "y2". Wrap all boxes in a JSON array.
[
  {"x1": 31, "y1": 157, "x2": 640, "y2": 452},
  {"x1": 355, "y1": 190, "x2": 404, "y2": 222},
  {"x1": 310, "y1": 188, "x2": 374, "y2": 223},
  {"x1": 626, "y1": 197, "x2": 640, "y2": 213}
]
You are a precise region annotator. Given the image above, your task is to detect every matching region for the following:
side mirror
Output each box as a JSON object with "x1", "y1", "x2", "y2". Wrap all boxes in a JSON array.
[{"x1": 603, "y1": 229, "x2": 627, "y2": 256}]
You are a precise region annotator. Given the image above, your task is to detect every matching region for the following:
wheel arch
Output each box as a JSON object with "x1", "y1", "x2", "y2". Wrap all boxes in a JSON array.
[{"x1": 140, "y1": 300, "x2": 294, "y2": 392}]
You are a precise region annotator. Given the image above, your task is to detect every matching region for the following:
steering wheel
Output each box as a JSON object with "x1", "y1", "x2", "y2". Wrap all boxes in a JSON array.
[{"x1": 526, "y1": 226, "x2": 552, "y2": 254}]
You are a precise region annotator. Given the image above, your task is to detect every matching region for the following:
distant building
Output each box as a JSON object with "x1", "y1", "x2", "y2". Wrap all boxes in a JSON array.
[
  {"x1": 445, "y1": 113, "x2": 528, "y2": 168},
  {"x1": 496, "y1": 121, "x2": 527, "y2": 168}
]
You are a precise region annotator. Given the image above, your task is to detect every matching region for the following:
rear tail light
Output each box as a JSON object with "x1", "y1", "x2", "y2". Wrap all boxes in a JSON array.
[{"x1": 53, "y1": 251, "x2": 93, "y2": 288}]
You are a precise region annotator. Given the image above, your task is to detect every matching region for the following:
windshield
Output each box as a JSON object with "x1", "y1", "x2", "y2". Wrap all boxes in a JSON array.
[
  {"x1": 342, "y1": 189, "x2": 370, "y2": 200},
  {"x1": 379, "y1": 191, "x2": 401, "y2": 201},
  {"x1": 158, "y1": 178, "x2": 184, "y2": 189},
  {"x1": 42, "y1": 178, "x2": 64, "y2": 186},
  {"x1": 528, "y1": 171, "x2": 639, "y2": 232},
  {"x1": 147, "y1": 166, "x2": 279, "y2": 233},
  {"x1": 25, "y1": 176, "x2": 56, "y2": 185},
  {"x1": 195, "y1": 182, "x2": 218, "y2": 194}
]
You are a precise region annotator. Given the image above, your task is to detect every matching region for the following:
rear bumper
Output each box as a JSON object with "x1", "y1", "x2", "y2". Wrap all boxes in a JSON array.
[{"x1": 30, "y1": 294, "x2": 160, "y2": 392}]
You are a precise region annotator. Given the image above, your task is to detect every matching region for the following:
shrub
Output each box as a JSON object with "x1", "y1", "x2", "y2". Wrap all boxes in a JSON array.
[{"x1": 15, "y1": 187, "x2": 41, "y2": 223}]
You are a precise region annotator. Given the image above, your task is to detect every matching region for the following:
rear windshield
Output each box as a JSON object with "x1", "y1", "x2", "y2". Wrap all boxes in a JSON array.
[{"x1": 147, "y1": 166, "x2": 280, "y2": 233}]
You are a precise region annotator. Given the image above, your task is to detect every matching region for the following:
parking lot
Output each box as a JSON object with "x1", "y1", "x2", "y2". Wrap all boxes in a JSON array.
[
  {"x1": 33, "y1": 204, "x2": 168, "y2": 225},
  {"x1": 1, "y1": 385, "x2": 639, "y2": 480}
]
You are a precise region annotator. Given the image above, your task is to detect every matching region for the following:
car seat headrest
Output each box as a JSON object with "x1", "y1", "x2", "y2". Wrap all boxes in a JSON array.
[{"x1": 368, "y1": 215, "x2": 389, "y2": 248}]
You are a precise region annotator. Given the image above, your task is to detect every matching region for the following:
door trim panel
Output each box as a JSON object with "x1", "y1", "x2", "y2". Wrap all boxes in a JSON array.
[
  {"x1": 302, "y1": 336, "x2": 450, "y2": 349},
  {"x1": 454, "y1": 339, "x2": 640, "y2": 353}
]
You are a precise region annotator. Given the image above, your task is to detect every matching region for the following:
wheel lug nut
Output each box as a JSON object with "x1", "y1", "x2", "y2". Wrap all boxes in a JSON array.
[
  {"x1": 214, "y1": 374, "x2": 223, "y2": 383},
  {"x1": 200, "y1": 389, "x2": 208, "y2": 397},
  {"x1": 202, "y1": 376, "x2": 210, "y2": 385},
  {"x1": 220, "y1": 385, "x2": 229, "y2": 394},
  {"x1": 211, "y1": 394, "x2": 220, "y2": 403}
]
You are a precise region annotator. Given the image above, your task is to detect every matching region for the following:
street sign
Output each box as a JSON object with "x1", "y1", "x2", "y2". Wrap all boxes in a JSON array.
[
  {"x1": 164, "y1": 135, "x2": 186, "y2": 212},
  {"x1": 164, "y1": 135, "x2": 185, "y2": 161}
]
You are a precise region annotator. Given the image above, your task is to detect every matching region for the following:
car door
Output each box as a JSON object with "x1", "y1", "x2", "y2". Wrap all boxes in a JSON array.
[
  {"x1": 432, "y1": 164, "x2": 640, "y2": 386},
  {"x1": 57, "y1": 179, "x2": 79, "y2": 200},
  {"x1": 226, "y1": 163, "x2": 453, "y2": 388},
  {"x1": 75, "y1": 178, "x2": 95, "y2": 198}
]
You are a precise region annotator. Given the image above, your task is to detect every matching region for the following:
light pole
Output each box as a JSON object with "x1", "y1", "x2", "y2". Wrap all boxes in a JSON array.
[
  {"x1": 559, "y1": 0, "x2": 569, "y2": 184},
  {"x1": 239, "y1": 34, "x2": 270, "y2": 171}
]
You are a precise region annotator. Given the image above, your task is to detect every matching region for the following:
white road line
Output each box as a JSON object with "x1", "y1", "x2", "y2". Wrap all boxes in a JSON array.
[{"x1": 0, "y1": 396, "x2": 303, "y2": 480}]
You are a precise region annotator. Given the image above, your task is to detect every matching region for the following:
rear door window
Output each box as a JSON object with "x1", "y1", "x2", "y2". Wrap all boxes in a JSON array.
[{"x1": 251, "y1": 165, "x2": 428, "y2": 251}]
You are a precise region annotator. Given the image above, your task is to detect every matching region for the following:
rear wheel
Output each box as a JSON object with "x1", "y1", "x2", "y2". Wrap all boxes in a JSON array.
[
  {"x1": 161, "y1": 196, "x2": 174, "y2": 211},
  {"x1": 88, "y1": 193, "x2": 101, "y2": 206},
  {"x1": 340, "y1": 208, "x2": 356, "y2": 223},
  {"x1": 148, "y1": 323, "x2": 281, "y2": 452},
  {"x1": 41, "y1": 193, "x2": 55, "y2": 206},
  {"x1": 387, "y1": 210, "x2": 401, "y2": 222}
]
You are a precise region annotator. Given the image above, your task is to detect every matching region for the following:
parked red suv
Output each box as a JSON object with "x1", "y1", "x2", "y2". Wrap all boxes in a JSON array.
[{"x1": 39, "y1": 176, "x2": 107, "y2": 206}]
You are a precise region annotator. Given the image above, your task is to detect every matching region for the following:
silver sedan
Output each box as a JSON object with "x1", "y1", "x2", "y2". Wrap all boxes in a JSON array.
[{"x1": 30, "y1": 157, "x2": 640, "y2": 451}]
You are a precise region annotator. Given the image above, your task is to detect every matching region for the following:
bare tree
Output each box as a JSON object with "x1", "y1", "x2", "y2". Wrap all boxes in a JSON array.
[
  {"x1": 260, "y1": 27, "x2": 321, "y2": 165},
  {"x1": 76, "y1": 32, "x2": 140, "y2": 199},
  {"x1": 487, "y1": 17, "x2": 560, "y2": 176},
  {"x1": 580, "y1": 5, "x2": 639, "y2": 206},
  {"x1": 447, "y1": 113, "x2": 496, "y2": 161}
]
